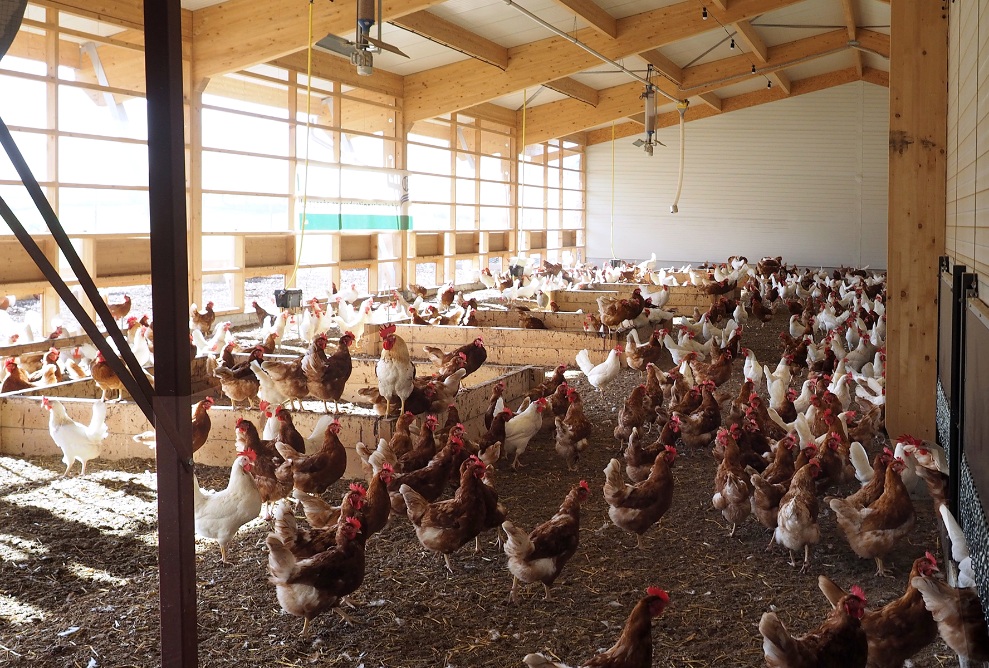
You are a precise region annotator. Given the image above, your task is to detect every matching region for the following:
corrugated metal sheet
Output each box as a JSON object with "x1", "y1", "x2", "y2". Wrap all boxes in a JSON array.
[{"x1": 585, "y1": 82, "x2": 889, "y2": 268}]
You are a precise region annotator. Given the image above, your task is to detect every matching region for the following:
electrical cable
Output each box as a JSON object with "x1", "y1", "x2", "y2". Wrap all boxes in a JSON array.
[{"x1": 287, "y1": 0, "x2": 314, "y2": 289}]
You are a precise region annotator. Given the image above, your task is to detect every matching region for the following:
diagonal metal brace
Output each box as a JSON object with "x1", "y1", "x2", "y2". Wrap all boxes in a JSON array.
[{"x1": 0, "y1": 118, "x2": 185, "y2": 459}]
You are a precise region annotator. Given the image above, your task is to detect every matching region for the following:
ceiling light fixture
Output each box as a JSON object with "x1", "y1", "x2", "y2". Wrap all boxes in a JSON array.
[
  {"x1": 730, "y1": 38, "x2": 735, "y2": 49},
  {"x1": 702, "y1": 7, "x2": 708, "y2": 20}
]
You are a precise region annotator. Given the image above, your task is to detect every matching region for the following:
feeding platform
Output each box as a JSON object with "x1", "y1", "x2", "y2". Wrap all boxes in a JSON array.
[
  {"x1": 356, "y1": 317, "x2": 648, "y2": 368},
  {"x1": 547, "y1": 281, "x2": 739, "y2": 315},
  {"x1": 0, "y1": 356, "x2": 539, "y2": 478}
]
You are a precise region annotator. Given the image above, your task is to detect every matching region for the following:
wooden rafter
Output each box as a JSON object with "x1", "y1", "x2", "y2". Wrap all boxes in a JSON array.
[
  {"x1": 768, "y1": 70, "x2": 791, "y2": 94},
  {"x1": 586, "y1": 66, "x2": 862, "y2": 146},
  {"x1": 696, "y1": 91, "x2": 723, "y2": 111},
  {"x1": 549, "y1": 0, "x2": 618, "y2": 39},
  {"x1": 45, "y1": 0, "x2": 146, "y2": 29},
  {"x1": 520, "y1": 28, "x2": 877, "y2": 143},
  {"x1": 403, "y1": 0, "x2": 806, "y2": 124},
  {"x1": 639, "y1": 49, "x2": 683, "y2": 84},
  {"x1": 861, "y1": 67, "x2": 889, "y2": 87},
  {"x1": 542, "y1": 77, "x2": 600, "y2": 106},
  {"x1": 192, "y1": 0, "x2": 445, "y2": 82},
  {"x1": 732, "y1": 20, "x2": 768, "y2": 62},
  {"x1": 391, "y1": 11, "x2": 509, "y2": 70},
  {"x1": 708, "y1": 0, "x2": 730, "y2": 9},
  {"x1": 840, "y1": 0, "x2": 864, "y2": 76},
  {"x1": 273, "y1": 51, "x2": 404, "y2": 98}
]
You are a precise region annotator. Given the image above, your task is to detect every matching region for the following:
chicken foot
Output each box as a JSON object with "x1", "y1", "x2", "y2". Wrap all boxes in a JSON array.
[
  {"x1": 443, "y1": 553, "x2": 454, "y2": 574},
  {"x1": 874, "y1": 556, "x2": 892, "y2": 578}
]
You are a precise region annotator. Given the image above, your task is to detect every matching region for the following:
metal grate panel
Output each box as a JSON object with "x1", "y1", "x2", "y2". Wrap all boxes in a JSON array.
[
  {"x1": 937, "y1": 378, "x2": 951, "y2": 459},
  {"x1": 960, "y1": 455, "x2": 989, "y2": 616}
]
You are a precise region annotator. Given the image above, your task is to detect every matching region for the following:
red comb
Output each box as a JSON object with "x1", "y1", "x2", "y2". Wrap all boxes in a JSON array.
[
  {"x1": 849, "y1": 585, "x2": 866, "y2": 602},
  {"x1": 381, "y1": 462, "x2": 394, "y2": 473},
  {"x1": 579, "y1": 480, "x2": 589, "y2": 490},
  {"x1": 647, "y1": 586, "x2": 669, "y2": 601},
  {"x1": 349, "y1": 482, "x2": 366, "y2": 495},
  {"x1": 925, "y1": 551, "x2": 938, "y2": 565},
  {"x1": 241, "y1": 448, "x2": 257, "y2": 462},
  {"x1": 379, "y1": 324, "x2": 397, "y2": 337},
  {"x1": 344, "y1": 516, "x2": 362, "y2": 530}
]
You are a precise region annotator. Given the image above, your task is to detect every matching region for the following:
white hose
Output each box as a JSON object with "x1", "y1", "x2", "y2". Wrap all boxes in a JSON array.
[{"x1": 670, "y1": 101, "x2": 688, "y2": 213}]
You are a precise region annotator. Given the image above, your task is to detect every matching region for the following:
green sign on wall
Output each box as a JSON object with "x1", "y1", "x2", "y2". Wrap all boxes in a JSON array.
[{"x1": 301, "y1": 213, "x2": 412, "y2": 231}]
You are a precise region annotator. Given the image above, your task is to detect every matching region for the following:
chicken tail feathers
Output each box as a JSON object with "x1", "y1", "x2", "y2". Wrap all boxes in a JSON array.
[
  {"x1": 759, "y1": 612, "x2": 795, "y2": 664},
  {"x1": 265, "y1": 533, "x2": 296, "y2": 582},
  {"x1": 603, "y1": 458, "x2": 625, "y2": 503},
  {"x1": 940, "y1": 504, "x2": 971, "y2": 563},
  {"x1": 501, "y1": 520, "x2": 533, "y2": 560},
  {"x1": 575, "y1": 349, "x2": 593, "y2": 375},
  {"x1": 87, "y1": 399, "x2": 108, "y2": 442},
  {"x1": 817, "y1": 574, "x2": 845, "y2": 608},
  {"x1": 399, "y1": 483, "x2": 429, "y2": 523},
  {"x1": 522, "y1": 653, "x2": 571, "y2": 668},
  {"x1": 849, "y1": 441, "x2": 872, "y2": 485}
]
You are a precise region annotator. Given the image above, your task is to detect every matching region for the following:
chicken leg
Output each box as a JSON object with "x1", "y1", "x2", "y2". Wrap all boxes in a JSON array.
[
  {"x1": 443, "y1": 553, "x2": 454, "y2": 573},
  {"x1": 799, "y1": 544, "x2": 812, "y2": 574},
  {"x1": 875, "y1": 557, "x2": 891, "y2": 578},
  {"x1": 542, "y1": 583, "x2": 553, "y2": 601}
]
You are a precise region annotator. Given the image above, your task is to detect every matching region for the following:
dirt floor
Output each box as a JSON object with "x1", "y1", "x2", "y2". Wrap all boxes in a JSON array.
[{"x1": 0, "y1": 306, "x2": 961, "y2": 667}]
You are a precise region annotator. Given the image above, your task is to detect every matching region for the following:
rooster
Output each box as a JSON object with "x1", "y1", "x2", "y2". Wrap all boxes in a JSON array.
[
  {"x1": 41, "y1": 397, "x2": 108, "y2": 477},
  {"x1": 376, "y1": 324, "x2": 415, "y2": 416}
]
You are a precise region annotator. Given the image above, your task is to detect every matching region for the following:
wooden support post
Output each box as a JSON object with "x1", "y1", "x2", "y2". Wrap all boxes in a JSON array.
[
  {"x1": 885, "y1": 0, "x2": 947, "y2": 440},
  {"x1": 232, "y1": 235, "x2": 246, "y2": 309},
  {"x1": 143, "y1": 0, "x2": 197, "y2": 665},
  {"x1": 188, "y1": 83, "x2": 206, "y2": 308}
]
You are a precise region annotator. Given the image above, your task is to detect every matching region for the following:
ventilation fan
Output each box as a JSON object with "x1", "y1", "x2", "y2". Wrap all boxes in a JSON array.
[
  {"x1": 1, "y1": 0, "x2": 27, "y2": 60},
  {"x1": 315, "y1": 0, "x2": 408, "y2": 76}
]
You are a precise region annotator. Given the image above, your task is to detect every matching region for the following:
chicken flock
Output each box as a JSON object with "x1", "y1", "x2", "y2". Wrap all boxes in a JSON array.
[{"x1": 4, "y1": 254, "x2": 987, "y2": 667}]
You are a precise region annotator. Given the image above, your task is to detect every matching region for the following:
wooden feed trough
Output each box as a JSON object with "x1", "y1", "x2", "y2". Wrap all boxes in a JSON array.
[
  {"x1": 355, "y1": 317, "x2": 650, "y2": 368},
  {"x1": 0, "y1": 357, "x2": 540, "y2": 478},
  {"x1": 548, "y1": 282, "x2": 740, "y2": 315}
]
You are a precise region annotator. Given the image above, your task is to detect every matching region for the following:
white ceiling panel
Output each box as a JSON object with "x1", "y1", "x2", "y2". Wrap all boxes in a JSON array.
[{"x1": 489, "y1": 86, "x2": 570, "y2": 110}]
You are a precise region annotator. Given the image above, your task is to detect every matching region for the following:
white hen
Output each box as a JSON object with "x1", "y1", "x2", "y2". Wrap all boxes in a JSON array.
[
  {"x1": 42, "y1": 397, "x2": 108, "y2": 477},
  {"x1": 575, "y1": 346, "x2": 623, "y2": 391},
  {"x1": 193, "y1": 450, "x2": 262, "y2": 563},
  {"x1": 496, "y1": 397, "x2": 547, "y2": 469}
]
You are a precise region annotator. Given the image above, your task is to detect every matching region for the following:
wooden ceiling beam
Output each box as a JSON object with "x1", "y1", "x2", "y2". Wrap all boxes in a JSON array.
[
  {"x1": 679, "y1": 29, "x2": 854, "y2": 94},
  {"x1": 768, "y1": 70, "x2": 791, "y2": 94},
  {"x1": 839, "y1": 0, "x2": 863, "y2": 76},
  {"x1": 404, "y1": 0, "x2": 806, "y2": 124},
  {"x1": 391, "y1": 11, "x2": 509, "y2": 70},
  {"x1": 550, "y1": 0, "x2": 618, "y2": 39},
  {"x1": 732, "y1": 19, "x2": 769, "y2": 62},
  {"x1": 273, "y1": 51, "x2": 405, "y2": 98},
  {"x1": 639, "y1": 49, "x2": 683, "y2": 84},
  {"x1": 586, "y1": 66, "x2": 861, "y2": 145},
  {"x1": 542, "y1": 77, "x2": 600, "y2": 106},
  {"x1": 696, "y1": 91, "x2": 723, "y2": 111},
  {"x1": 192, "y1": 0, "x2": 445, "y2": 82},
  {"x1": 861, "y1": 66, "x2": 889, "y2": 87},
  {"x1": 523, "y1": 29, "x2": 863, "y2": 143},
  {"x1": 708, "y1": 1, "x2": 730, "y2": 9},
  {"x1": 857, "y1": 29, "x2": 890, "y2": 59},
  {"x1": 44, "y1": 0, "x2": 146, "y2": 29}
]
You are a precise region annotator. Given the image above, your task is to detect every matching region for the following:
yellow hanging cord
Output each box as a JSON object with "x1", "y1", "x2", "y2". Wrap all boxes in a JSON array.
[
  {"x1": 287, "y1": 0, "x2": 315, "y2": 288},
  {"x1": 610, "y1": 120, "x2": 616, "y2": 259}
]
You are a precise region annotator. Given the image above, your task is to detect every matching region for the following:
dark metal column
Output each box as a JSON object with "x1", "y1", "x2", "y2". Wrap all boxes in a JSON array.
[{"x1": 143, "y1": 0, "x2": 197, "y2": 666}]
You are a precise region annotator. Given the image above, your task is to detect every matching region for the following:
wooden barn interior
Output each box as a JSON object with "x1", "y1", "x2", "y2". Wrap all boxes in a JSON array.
[{"x1": 1, "y1": 0, "x2": 987, "y2": 666}]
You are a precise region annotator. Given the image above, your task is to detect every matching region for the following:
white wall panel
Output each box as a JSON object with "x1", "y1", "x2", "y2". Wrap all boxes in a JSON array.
[{"x1": 585, "y1": 82, "x2": 889, "y2": 268}]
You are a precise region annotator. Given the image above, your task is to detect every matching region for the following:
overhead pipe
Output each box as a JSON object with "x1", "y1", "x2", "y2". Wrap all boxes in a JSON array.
[{"x1": 501, "y1": 0, "x2": 681, "y2": 104}]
